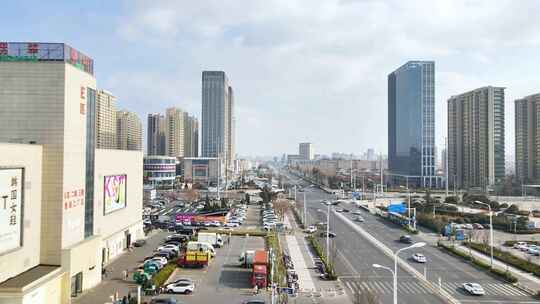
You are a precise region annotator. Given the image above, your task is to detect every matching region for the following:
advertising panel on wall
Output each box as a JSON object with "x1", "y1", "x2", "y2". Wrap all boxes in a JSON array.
[
  {"x1": 0, "y1": 168, "x2": 23, "y2": 254},
  {"x1": 104, "y1": 175, "x2": 127, "y2": 214}
]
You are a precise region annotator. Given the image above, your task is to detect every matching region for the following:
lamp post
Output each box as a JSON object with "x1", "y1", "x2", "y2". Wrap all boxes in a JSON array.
[
  {"x1": 326, "y1": 203, "x2": 330, "y2": 263},
  {"x1": 474, "y1": 200, "x2": 494, "y2": 268},
  {"x1": 377, "y1": 242, "x2": 426, "y2": 304},
  {"x1": 372, "y1": 264, "x2": 395, "y2": 300}
]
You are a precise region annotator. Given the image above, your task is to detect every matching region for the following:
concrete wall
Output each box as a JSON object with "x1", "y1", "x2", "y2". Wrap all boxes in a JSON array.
[{"x1": 0, "y1": 144, "x2": 42, "y2": 283}]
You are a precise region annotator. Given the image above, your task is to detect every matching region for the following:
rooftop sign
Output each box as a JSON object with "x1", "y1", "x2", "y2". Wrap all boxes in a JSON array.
[{"x1": 0, "y1": 42, "x2": 94, "y2": 75}]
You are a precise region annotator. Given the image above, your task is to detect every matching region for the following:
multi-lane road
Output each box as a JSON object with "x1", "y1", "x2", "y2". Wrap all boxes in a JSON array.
[{"x1": 282, "y1": 171, "x2": 540, "y2": 304}]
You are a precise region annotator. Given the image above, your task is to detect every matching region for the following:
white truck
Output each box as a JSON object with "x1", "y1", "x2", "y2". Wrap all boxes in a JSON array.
[
  {"x1": 197, "y1": 232, "x2": 224, "y2": 248},
  {"x1": 238, "y1": 250, "x2": 255, "y2": 268}
]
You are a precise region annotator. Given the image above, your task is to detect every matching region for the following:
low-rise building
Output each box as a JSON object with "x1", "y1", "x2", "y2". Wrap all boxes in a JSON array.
[
  {"x1": 183, "y1": 157, "x2": 224, "y2": 187},
  {"x1": 143, "y1": 155, "x2": 176, "y2": 188}
]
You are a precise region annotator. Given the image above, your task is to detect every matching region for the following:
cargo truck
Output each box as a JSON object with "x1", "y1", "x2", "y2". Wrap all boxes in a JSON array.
[
  {"x1": 197, "y1": 232, "x2": 224, "y2": 248},
  {"x1": 251, "y1": 250, "x2": 268, "y2": 288},
  {"x1": 239, "y1": 250, "x2": 255, "y2": 268},
  {"x1": 177, "y1": 241, "x2": 213, "y2": 268}
]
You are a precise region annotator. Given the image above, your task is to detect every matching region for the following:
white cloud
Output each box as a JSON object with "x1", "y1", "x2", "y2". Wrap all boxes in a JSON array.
[{"x1": 109, "y1": 0, "x2": 540, "y2": 157}]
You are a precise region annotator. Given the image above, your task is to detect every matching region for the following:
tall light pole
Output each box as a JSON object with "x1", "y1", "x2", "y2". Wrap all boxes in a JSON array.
[
  {"x1": 445, "y1": 136, "x2": 449, "y2": 197},
  {"x1": 385, "y1": 242, "x2": 426, "y2": 304},
  {"x1": 474, "y1": 200, "x2": 494, "y2": 268},
  {"x1": 372, "y1": 264, "x2": 395, "y2": 301}
]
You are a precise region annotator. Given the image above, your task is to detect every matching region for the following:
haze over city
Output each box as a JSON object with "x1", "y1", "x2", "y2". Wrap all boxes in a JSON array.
[{"x1": 2, "y1": 1, "x2": 539, "y2": 156}]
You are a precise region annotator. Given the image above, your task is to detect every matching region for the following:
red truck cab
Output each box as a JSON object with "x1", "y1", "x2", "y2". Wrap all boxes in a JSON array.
[{"x1": 251, "y1": 250, "x2": 268, "y2": 287}]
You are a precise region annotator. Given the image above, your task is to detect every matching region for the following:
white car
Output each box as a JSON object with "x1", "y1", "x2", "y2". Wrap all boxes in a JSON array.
[
  {"x1": 158, "y1": 244, "x2": 179, "y2": 252},
  {"x1": 166, "y1": 281, "x2": 195, "y2": 294},
  {"x1": 513, "y1": 241, "x2": 528, "y2": 249},
  {"x1": 528, "y1": 246, "x2": 540, "y2": 255},
  {"x1": 225, "y1": 222, "x2": 240, "y2": 227},
  {"x1": 149, "y1": 257, "x2": 167, "y2": 268},
  {"x1": 353, "y1": 216, "x2": 364, "y2": 222},
  {"x1": 412, "y1": 253, "x2": 427, "y2": 263},
  {"x1": 462, "y1": 282, "x2": 485, "y2": 295},
  {"x1": 305, "y1": 225, "x2": 317, "y2": 233},
  {"x1": 352, "y1": 210, "x2": 362, "y2": 215},
  {"x1": 166, "y1": 278, "x2": 194, "y2": 289}
]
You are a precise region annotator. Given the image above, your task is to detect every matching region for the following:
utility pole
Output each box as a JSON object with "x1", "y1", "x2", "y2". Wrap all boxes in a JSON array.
[
  {"x1": 379, "y1": 153, "x2": 384, "y2": 196},
  {"x1": 303, "y1": 192, "x2": 307, "y2": 227}
]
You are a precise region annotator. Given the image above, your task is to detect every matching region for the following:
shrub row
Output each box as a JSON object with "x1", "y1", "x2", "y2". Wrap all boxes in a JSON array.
[
  {"x1": 466, "y1": 242, "x2": 540, "y2": 278},
  {"x1": 307, "y1": 235, "x2": 337, "y2": 280},
  {"x1": 292, "y1": 207, "x2": 304, "y2": 229},
  {"x1": 266, "y1": 232, "x2": 286, "y2": 285},
  {"x1": 437, "y1": 242, "x2": 518, "y2": 283},
  {"x1": 151, "y1": 263, "x2": 177, "y2": 287}
]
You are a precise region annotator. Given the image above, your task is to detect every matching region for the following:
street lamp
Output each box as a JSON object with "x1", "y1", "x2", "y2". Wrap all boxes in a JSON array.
[
  {"x1": 393, "y1": 242, "x2": 425, "y2": 304},
  {"x1": 474, "y1": 200, "x2": 494, "y2": 268},
  {"x1": 372, "y1": 263, "x2": 395, "y2": 298}
]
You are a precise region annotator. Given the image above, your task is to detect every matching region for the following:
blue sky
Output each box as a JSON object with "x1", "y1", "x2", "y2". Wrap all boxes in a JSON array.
[{"x1": 2, "y1": 1, "x2": 540, "y2": 160}]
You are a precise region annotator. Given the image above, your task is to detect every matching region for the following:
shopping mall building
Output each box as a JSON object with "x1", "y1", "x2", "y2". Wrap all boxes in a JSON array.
[{"x1": 0, "y1": 42, "x2": 143, "y2": 303}]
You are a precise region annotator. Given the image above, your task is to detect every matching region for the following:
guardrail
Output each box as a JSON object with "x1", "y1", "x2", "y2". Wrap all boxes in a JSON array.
[{"x1": 334, "y1": 211, "x2": 461, "y2": 304}]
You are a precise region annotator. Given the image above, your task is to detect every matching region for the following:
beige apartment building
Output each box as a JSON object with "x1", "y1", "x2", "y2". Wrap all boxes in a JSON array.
[
  {"x1": 515, "y1": 93, "x2": 540, "y2": 183},
  {"x1": 0, "y1": 42, "x2": 143, "y2": 303},
  {"x1": 184, "y1": 113, "x2": 199, "y2": 157},
  {"x1": 447, "y1": 86, "x2": 506, "y2": 189},
  {"x1": 95, "y1": 90, "x2": 117, "y2": 149},
  {"x1": 117, "y1": 110, "x2": 142, "y2": 151},
  {"x1": 165, "y1": 107, "x2": 185, "y2": 157}
]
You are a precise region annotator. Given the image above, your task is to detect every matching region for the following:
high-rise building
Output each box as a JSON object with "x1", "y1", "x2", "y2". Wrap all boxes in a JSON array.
[
  {"x1": 388, "y1": 61, "x2": 437, "y2": 187},
  {"x1": 366, "y1": 148, "x2": 375, "y2": 161},
  {"x1": 95, "y1": 90, "x2": 117, "y2": 149},
  {"x1": 184, "y1": 114, "x2": 199, "y2": 157},
  {"x1": 165, "y1": 107, "x2": 185, "y2": 157},
  {"x1": 147, "y1": 113, "x2": 166, "y2": 155},
  {"x1": 0, "y1": 42, "x2": 143, "y2": 302},
  {"x1": 448, "y1": 86, "x2": 505, "y2": 189},
  {"x1": 202, "y1": 71, "x2": 235, "y2": 169},
  {"x1": 515, "y1": 93, "x2": 540, "y2": 183},
  {"x1": 299, "y1": 142, "x2": 314, "y2": 160},
  {"x1": 116, "y1": 110, "x2": 142, "y2": 151}
]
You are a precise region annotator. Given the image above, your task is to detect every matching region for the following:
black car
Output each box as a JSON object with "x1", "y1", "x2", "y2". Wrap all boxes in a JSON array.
[
  {"x1": 342, "y1": 209, "x2": 350, "y2": 213},
  {"x1": 133, "y1": 239, "x2": 146, "y2": 247},
  {"x1": 399, "y1": 235, "x2": 413, "y2": 244},
  {"x1": 320, "y1": 232, "x2": 336, "y2": 238},
  {"x1": 154, "y1": 251, "x2": 175, "y2": 260},
  {"x1": 150, "y1": 298, "x2": 177, "y2": 304},
  {"x1": 243, "y1": 299, "x2": 266, "y2": 304}
]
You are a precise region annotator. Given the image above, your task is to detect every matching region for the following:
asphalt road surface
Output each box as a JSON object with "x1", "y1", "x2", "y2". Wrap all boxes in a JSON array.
[{"x1": 283, "y1": 171, "x2": 540, "y2": 304}]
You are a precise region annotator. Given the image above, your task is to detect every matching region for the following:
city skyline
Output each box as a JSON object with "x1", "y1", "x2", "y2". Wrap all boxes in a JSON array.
[{"x1": 2, "y1": 2, "x2": 539, "y2": 157}]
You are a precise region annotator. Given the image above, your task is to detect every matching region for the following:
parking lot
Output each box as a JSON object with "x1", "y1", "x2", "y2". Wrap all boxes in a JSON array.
[{"x1": 147, "y1": 203, "x2": 269, "y2": 304}]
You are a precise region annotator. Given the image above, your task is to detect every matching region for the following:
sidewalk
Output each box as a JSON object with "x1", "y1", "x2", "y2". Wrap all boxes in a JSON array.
[
  {"x1": 281, "y1": 211, "x2": 352, "y2": 304},
  {"x1": 72, "y1": 230, "x2": 168, "y2": 304}
]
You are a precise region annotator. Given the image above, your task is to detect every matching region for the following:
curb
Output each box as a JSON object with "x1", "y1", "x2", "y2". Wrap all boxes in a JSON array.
[{"x1": 334, "y1": 211, "x2": 461, "y2": 304}]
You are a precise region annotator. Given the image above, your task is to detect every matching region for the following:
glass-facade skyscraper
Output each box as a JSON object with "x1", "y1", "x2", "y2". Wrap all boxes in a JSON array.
[{"x1": 388, "y1": 61, "x2": 437, "y2": 187}]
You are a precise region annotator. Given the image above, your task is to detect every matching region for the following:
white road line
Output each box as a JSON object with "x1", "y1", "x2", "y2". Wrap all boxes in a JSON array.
[
  {"x1": 398, "y1": 282, "x2": 413, "y2": 294},
  {"x1": 345, "y1": 281, "x2": 354, "y2": 292},
  {"x1": 371, "y1": 281, "x2": 385, "y2": 293},
  {"x1": 380, "y1": 281, "x2": 393, "y2": 293},
  {"x1": 352, "y1": 280, "x2": 362, "y2": 292},
  {"x1": 408, "y1": 282, "x2": 424, "y2": 293},
  {"x1": 441, "y1": 283, "x2": 455, "y2": 295},
  {"x1": 495, "y1": 283, "x2": 528, "y2": 297},
  {"x1": 361, "y1": 281, "x2": 372, "y2": 293}
]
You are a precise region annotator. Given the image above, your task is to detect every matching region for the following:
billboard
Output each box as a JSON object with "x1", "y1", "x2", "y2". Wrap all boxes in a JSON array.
[
  {"x1": 104, "y1": 175, "x2": 127, "y2": 214},
  {"x1": 0, "y1": 168, "x2": 23, "y2": 254}
]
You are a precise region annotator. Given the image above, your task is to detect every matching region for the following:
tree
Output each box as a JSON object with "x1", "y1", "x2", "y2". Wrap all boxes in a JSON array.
[
  {"x1": 444, "y1": 196, "x2": 458, "y2": 204},
  {"x1": 505, "y1": 204, "x2": 519, "y2": 214},
  {"x1": 245, "y1": 193, "x2": 250, "y2": 204}
]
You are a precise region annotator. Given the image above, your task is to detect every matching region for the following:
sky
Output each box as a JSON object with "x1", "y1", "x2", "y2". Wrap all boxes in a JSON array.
[{"x1": 2, "y1": 0, "x2": 540, "y2": 159}]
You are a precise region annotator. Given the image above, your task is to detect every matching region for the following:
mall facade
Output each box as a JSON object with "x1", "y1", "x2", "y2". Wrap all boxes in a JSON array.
[{"x1": 0, "y1": 42, "x2": 143, "y2": 303}]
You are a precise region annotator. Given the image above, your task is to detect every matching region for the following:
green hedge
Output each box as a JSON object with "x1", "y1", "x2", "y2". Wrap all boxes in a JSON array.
[
  {"x1": 266, "y1": 232, "x2": 286, "y2": 285},
  {"x1": 437, "y1": 242, "x2": 518, "y2": 283},
  {"x1": 292, "y1": 207, "x2": 304, "y2": 229},
  {"x1": 151, "y1": 263, "x2": 177, "y2": 287},
  {"x1": 466, "y1": 242, "x2": 540, "y2": 278},
  {"x1": 307, "y1": 236, "x2": 337, "y2": 280},
  {"x1": 204, "y1": 229, "x2": 268, "y2": 237}
]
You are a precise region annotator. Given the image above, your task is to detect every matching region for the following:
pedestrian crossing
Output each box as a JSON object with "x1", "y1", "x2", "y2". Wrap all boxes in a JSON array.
[{"x1": 340, "y1": 278, "x2": 530, "y2": 297}]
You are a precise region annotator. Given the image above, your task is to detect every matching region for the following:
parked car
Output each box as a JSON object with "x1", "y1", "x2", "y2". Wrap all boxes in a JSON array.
[
  {"x1": 463, "y1": 224, "x2": 474, "y2": 230},
  {"x1": 243, "y1": 299, "x2": 266, "y2": 304},
  {"x1": 320, "y1": 231, "x2": 336, "y2": 238},
  {"x1": 335, "y1": 208, "x2": 344, "y2": 213},
  {"x1": 399, "y1": 235, "x2": 413, "y2": 244},
  {"x1": 473, "y1": 223, "x2": 484, "y2": 229},
  {"x1": 353, "y1": 216, "x2": 364, "y2": 222},
  {"x1": 305, "y1": 225, "x2": 317, "y2": 234},
  {"x1": 514, "y1": 242, "x2": 528, "y2": 250},
  {"x1": 412, "y1": 253, "x2": 427, "y2": 263},
  {"x1": 150, "y1": 297, "x2": 178, "y2": 304},
  {"x1": 462, "y1": 282, "x2": 485, "y2": 295},
  {"x1": 133, "y1": 239, "x2": 147, "y2": 247},
  {"x1": 352, "y1": 210, "x2": 362, "y2": 215},
  {"x1": 528, "y1": 246, "x2": 540, "y2": 255},
  {"x1": 166, "y1": 281, "x2": 194, "y2": 294}
]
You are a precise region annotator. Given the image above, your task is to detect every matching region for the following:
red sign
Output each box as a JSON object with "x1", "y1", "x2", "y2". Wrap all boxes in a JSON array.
[
  {"x1": 0, "y1": 42, "x2": 7, "y2": 55},
  {"x1": 63, "y1": 188, "x2": 85, "y2": 210},
  {"x1": 27, "y1": 43, "x2": 39, "y2": 54}
]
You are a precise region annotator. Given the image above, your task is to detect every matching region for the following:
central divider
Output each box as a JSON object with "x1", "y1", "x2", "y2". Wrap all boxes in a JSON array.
[{"x1": 333, "y1": 210, "x2": 461, "y2": 304}]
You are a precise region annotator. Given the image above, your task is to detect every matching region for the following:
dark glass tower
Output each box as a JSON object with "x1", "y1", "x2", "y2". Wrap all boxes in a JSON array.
[{"x1": 388, "y1": 61, "x2": 436, "y2": 187}]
